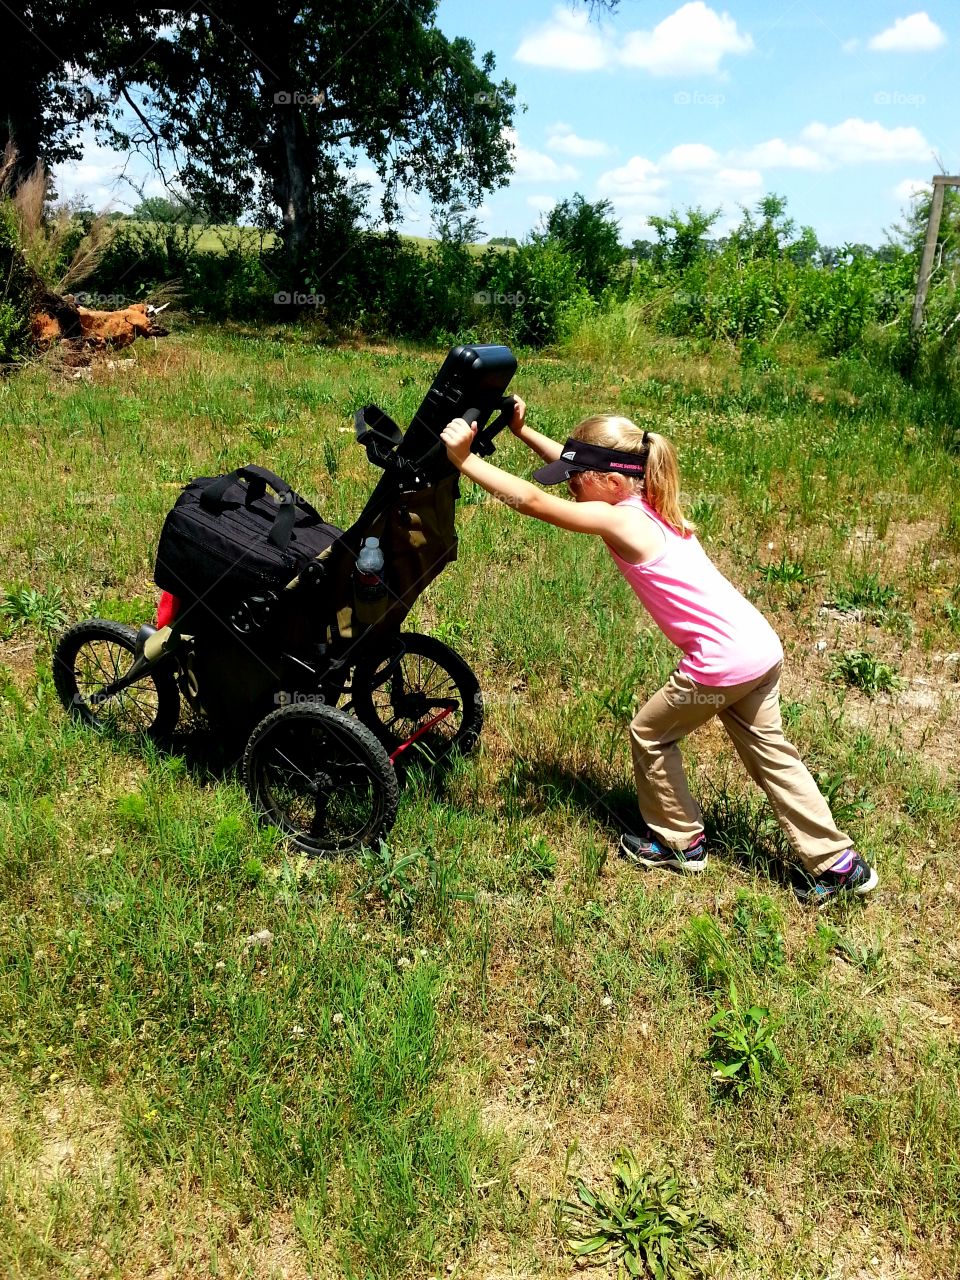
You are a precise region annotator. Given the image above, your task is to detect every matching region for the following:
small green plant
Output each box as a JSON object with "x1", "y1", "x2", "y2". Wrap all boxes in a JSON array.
[
  {"x1": 828, "y1": 572, "x2": 898, "y2": 617},
  {"x1": 812, "y1": 766, "x2": 875, "y2": 829},
  {"x1": 516, "y1": 833, "x2": 557, "y2": 884},
  {"x1": 683, "y1": 914, "x2": 736, "y2": 992},
  {"x1": 562, "y1": 1153, "x2": 722, "y2": 1278},
  {"x1": 731, "y1": 891, "x2": 785, "y2": 973},
  {"x1": 600, "y1": 684, "x2": 641, "y2": 721},
  {"x1": 828, "y1": 648, "x2": 905, "y2": 697},
  {"x1": 687, "y1": 495, "x2": 719, "y2": 534},
  {"x1": 760, "y1": 554, "x2": 807, "y2": 586},
  {"x1": 706, "y1": 982, "x2": 783, "y2": 1098},
  {"x1": 0, "y1": 584, "x2": 69, "y2": 636},
  {"x1": 246, "y1": 422, "x2": 289, "y2": 447},
  {"x1": 355, "y1": 840, "x2": 423, "y2": 927},
  {"x1": 432, "y1": 615, "x2": 469, "y2": 647}
]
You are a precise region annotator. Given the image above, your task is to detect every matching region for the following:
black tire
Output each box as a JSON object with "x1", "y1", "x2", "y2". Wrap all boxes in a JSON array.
[
  {"x1": 53, "y1": 618, "x2": 180, "y2": 744},
  {"x1": 243, "y1": 702, "x2": 398, "y2": 855},
  {"x1": 351, "y1": 632, "x2": 483, "y2": 764}
]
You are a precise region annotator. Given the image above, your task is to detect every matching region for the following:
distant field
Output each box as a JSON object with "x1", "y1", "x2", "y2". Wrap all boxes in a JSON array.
[
  {"x1": 117, "y1": 222, "x2": 509, "y2": 256},
  {"x1": 0, "y1": 322, "x2": 958, "y2": 1278}
]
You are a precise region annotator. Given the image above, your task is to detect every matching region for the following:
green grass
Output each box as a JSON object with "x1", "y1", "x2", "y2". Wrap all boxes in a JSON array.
[{"x1": 0, "y1": 322, "x2": 959, "y2": 1276}]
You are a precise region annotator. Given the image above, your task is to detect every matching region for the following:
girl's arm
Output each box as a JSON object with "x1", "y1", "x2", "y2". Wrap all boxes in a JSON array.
[
  {"x1": 508, "y1": 395, "x2": 563, "y2": 463},
  {"x1": 441, "y1": 418, "x2": 660, "y2": 560}
]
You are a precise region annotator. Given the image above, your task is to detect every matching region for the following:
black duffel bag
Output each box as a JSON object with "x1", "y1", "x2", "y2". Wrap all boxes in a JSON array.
[{"x1": 154, "y1": 464, "x2": 341, "y2": 606}]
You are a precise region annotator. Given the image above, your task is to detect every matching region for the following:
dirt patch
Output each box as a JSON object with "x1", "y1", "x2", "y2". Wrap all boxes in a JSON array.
[
  {"x1": 0, "y1": 635, "x2": 37, "y2": 690},
  {"x1": 0, "y1": 1080, "x2": 121, "y2": 1187}
]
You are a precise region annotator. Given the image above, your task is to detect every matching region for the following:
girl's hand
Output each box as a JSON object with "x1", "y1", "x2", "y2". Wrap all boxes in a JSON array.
[
  {"x1": 441, "y1": 417, "x2": 477, "y2": 468},
  {"x1": 509, "y1": 395, "x2": 527, "y2": 435}
]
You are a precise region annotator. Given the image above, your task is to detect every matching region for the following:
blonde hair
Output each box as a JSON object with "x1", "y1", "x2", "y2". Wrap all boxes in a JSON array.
[{"x1": 571, "y1": 415, "x2": 693, "y2": 536}]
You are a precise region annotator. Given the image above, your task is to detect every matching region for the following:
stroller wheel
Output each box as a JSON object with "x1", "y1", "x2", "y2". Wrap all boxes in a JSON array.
[
  {"x1": 351, "y1": 632, "x2": 483, "y2": 764},
  {"x1": 243, "y1": 702, "x2": 398, "y2": 856},
  {"x1": 53, "y1": 618, "x2": 180, "y2": 744}
]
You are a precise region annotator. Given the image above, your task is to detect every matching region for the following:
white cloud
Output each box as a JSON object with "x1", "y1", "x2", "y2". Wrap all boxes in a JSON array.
[
  {"x1": 619, "y1": 3, "x2": 754, "y2": 77},
  {"x1": 515, "y1": 7, "x2": 610, "y2": 70},
  {"x1": 842, "y1": 38, "x2": 861, "y2": 53},
  {"x1": 526, "y1": 194, "x2": 558, "y2": 214},
  {"x1": 597, "y1": 154, "x2": 668, "y2": 199},
  {"x1": 546, "y1": 122, "x2": 613, "y2": 158},
  {"x1": 53, "y1": 140, "x2": 140, "y2": 212},
  {"x1": 515, "y1": 2, "x2": 753, "y2": 77},
  {"x1": 868, "y1": 12, "x2": 947, "y2": 53},
  {"x1": 801, "y1": 117, "x2": 931, "y2": 164},
  {"x1": 597, "y1": 155, "x2": 670, "y2": 234},
  {"x1": 893, "y1": 177, "x2": 932, "y2": 202},
  {"x1": 659, "y1": 143, "x2": 721, "y2": 172},
  {"x1": 503, "y1": 128, "x2": 578, "y2": 182},
  {"x1": 711, "y1": 167, "x2": 764, "y2": 193},
  {"x1": 735, "y1": 138, "x2": 827, "y2": 170}
]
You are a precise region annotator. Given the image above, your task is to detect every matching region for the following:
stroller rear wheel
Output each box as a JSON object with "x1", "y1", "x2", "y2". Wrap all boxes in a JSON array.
[
  {"x1": 351, "y1": 632, "x2": 483, "y2": 764},
  {"x1": 53, "y1": 618, "x2": 181, "y2": 744},
  {"x1": 243, "y1": 702, "x2": 398, "y2": 855}
]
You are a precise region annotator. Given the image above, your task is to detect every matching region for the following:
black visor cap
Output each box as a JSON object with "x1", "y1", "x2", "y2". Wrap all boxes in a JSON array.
[{"x1": 532, "y1": 437, "x2": 647, "y2": 486}]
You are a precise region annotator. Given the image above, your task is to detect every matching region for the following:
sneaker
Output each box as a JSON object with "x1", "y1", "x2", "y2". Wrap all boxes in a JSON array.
[
  {"x1": 792, "y1": 851, "x2": 879, "y2": 904},
  {"x1": 619, "y1": 828, "x2": 708, "y2": 872}
]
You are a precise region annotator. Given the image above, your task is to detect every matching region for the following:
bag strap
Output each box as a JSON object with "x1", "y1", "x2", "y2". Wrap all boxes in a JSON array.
[
  {"x1": 200, "y1": 464, "x2": 292, "y2": 511},
  {"x1": 198, "y1": 464, "x2": 301, "y2": 554},
  {"x1": 267, "y1": 491, "x2": 298, "y2": 551}
]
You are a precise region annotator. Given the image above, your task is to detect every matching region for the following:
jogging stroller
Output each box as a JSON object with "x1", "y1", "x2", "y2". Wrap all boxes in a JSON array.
[{"x1": 53, "y1": 344, "x2": 518, "y2": 854}]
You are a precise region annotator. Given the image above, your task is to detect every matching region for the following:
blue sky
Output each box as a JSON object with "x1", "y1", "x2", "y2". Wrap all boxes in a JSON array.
[{"x1": 54, "y1": 2, "x2": 957, "y2": 248}]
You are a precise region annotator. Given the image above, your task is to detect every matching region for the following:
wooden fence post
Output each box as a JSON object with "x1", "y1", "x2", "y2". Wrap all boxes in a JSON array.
[{"x1": 911, "y1": 175, "x2": 960, "y2": 336}]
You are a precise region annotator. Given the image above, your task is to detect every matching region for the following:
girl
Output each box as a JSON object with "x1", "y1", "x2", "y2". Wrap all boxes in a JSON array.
[{"x1": 440, "y1": 398, "x2": 878, "y2": 904}]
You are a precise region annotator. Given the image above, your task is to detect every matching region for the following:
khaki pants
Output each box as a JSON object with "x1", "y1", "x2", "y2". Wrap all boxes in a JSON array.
[{"x1": 628, "y1": 662, "x2": 850, "y2": 874}]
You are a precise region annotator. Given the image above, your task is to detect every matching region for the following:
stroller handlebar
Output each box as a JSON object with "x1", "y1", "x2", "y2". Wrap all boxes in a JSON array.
[{"x1": 470, "y1": 396, "x2": 515, "y2": 457}]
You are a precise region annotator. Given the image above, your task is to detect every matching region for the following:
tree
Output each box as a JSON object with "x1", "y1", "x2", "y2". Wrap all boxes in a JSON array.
[
  {"x1": 131, "y1": 193, "x2": 204, "y2": 225},
  {"x1": 648, "y1": 206, "x2": 720, "y2": 273},
  {"x1": 6, "y1": 3, "x2": 517, "y2": 284},
  {"x1": 544, "y1": 193, "x2": 624, "y2": 297},
  {"x1": 1, "y1": 3, "x2": 122, "y2": 186}
]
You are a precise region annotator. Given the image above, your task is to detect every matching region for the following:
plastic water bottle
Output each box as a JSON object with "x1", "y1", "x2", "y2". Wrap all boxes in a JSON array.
[{"x1": 354, "y1": 536, "x2": 388, "y2": 624}]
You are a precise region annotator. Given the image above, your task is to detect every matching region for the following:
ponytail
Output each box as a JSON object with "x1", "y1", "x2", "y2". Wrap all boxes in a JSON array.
[{"x1": 642, "y1": 432, "x2": 693, "y2": 537}]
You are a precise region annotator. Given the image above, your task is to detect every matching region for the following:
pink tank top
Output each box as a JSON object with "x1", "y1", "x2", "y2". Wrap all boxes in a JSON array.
[{"x1": 607, "y1": 496, "x2": 783, "y2": 686}]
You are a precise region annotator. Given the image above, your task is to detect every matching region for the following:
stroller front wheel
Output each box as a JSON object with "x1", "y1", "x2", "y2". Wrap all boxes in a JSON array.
[
  {"x1": 243, "y1": 702, "x2": 398, "y2": 855},
  {"x1": 53, "y1": 618, "x2": 181, "y2": 744}
]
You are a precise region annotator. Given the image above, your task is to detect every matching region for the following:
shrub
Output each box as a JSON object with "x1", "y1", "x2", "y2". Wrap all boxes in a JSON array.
[{"x1": 484, "y1": 236, "x2": 590, "y2": 346}]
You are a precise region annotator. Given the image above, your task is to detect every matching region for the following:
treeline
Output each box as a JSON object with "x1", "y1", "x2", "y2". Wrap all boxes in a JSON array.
[{"x1": 3, "y1": 174, "x2": 960, "y2": 402}]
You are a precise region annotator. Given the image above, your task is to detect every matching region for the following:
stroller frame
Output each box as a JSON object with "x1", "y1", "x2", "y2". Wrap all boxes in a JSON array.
[{"x1": 53, "y1": 344, "x2": 518, "y2": 854}]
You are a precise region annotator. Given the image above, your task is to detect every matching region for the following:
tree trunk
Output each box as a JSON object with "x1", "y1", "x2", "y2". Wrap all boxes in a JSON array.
[{"x1": 273, "y1": 107, "x2": 312, "y2": 284}]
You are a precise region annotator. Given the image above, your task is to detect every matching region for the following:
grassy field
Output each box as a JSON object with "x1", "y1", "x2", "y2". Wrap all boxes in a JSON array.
[{"x1": 0, "y1": 321, "x2": 959, "y2": 1278}]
